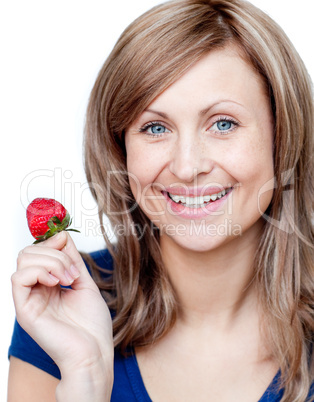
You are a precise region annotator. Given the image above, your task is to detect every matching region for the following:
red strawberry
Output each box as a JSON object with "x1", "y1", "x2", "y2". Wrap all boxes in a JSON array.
[{"x1": 26, "y1": 198, "x2": 79, "y2": 243}]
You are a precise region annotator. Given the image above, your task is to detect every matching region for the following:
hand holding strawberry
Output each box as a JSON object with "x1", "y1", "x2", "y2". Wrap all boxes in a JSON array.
[
  {"x1": 27, "y1": 198, "x2": 80, "y2": 243},
  {"x1": 12, "y1": 217, "x2": 114, "y2": 400}
]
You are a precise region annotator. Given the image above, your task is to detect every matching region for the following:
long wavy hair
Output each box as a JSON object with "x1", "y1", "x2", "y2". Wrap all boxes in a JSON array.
[{"x1": 83, "y1": 0, "x2": 314, "y2": 400}]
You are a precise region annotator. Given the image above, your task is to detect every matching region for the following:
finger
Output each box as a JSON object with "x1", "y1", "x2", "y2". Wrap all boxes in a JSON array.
[
  {"x1": 36, "y1": 230, "x2": 68, "y2": 250},
  {"x1": 17, "y1": 251, "x2": 76, "y2": 287},
  {"x1": 11, "y1": 266, "x2": 60, "y2": 312},
  {"x1": 19, "y1": 243, "x2": 76, "y2": 281},
  {"x1": 61, "y1": 232, "x2": 99, "y2": 291},
  {"x1": 21, "y1": 244, "x2": 72, "y2": 266}
]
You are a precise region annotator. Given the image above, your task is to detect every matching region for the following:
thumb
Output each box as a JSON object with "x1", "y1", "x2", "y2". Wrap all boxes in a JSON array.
[{"x1": 36, "y1": 229, "x2": 68, "y2": 250}]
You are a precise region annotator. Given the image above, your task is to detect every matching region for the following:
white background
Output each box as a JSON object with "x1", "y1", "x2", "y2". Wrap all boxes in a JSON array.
[{"x1": 1, "y1": 0, "x2": 313, "y2": 399}]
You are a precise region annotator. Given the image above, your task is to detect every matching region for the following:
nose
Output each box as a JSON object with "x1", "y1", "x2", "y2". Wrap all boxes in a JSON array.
[{"x1": 168, "y1": 132, "x2": 213, "y2": 182}]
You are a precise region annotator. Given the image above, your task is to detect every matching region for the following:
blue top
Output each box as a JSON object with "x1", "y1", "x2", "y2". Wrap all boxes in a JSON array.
[{"x1": 8, "y1": 249, "x2": 312, "y2": 401}]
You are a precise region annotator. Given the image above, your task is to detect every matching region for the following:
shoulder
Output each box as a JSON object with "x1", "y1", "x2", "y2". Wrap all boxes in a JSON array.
[{"x1": 111, "y1": 348, "x2": 152, "y2": 402}]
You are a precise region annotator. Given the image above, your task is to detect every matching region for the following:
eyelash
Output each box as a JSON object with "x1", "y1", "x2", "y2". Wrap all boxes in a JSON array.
[
  {"x1": 209, "y1": 116, "x2": 239, "y2": 135},
  {"x1": 139, "y1": 116, "x2": 239, "y2": 137},
  {"x1": 139, "y1": 121, "x2": 169, "y2": 138}
]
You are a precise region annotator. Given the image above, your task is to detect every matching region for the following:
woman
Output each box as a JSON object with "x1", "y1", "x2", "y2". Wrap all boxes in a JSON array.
[{"x1": 8, "y1": 0, "x2": 314, "y2": 401}]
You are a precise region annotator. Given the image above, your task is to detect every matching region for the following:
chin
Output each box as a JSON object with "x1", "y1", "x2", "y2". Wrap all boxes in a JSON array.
[{"x1": 160, "y1": 224, "x2": 243, "y2": 254}]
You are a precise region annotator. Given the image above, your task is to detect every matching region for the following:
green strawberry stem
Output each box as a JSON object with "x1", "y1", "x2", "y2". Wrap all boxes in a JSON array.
[{"x1": 33, "y1": 212, "x2": 80, "y2": 244}]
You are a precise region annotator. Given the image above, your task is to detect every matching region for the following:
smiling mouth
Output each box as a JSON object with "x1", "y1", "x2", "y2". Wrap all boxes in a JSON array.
[{"x1": 166, "y1": 188, "x2": 232, "y2": 208}]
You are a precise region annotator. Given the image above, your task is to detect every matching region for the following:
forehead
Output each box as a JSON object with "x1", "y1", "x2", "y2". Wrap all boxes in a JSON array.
[{"x1": 147, "y1": 45, "x2": 268, "y2": 113}]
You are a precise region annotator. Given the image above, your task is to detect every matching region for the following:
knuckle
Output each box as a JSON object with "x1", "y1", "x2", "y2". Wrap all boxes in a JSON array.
[
  {"x1": 11, "y1": 271, "x2": 20, "y2": 285},
  {"x1": 16, "y1": 252, "x2": 25, "y2": 267},
  {"x1": 54, "y1": 258, "x2": 65, "y2": 273},
  {"x1": 16, "y1": 250, "x2": 33, "y2": 268},
  {"x1": 11, "y1": 272, "x2": 16, "y2": 284},
  {"x1": 59, "y1": 251, "x2": 72, "y2": 268},
  {"x1": 16, "y1": 246, "x2": 33, "y2": 265},
  {"x1": 23, "y1": 245, "x2": 35, "y2": 254}
]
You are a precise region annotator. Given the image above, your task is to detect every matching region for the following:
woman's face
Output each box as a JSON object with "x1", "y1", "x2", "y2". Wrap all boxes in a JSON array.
[{"x1": 125, "y1": 45, "x2": 274, "y2": 252}]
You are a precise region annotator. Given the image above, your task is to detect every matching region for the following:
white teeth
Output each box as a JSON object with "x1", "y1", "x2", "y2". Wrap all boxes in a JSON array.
[{"x1": 168, "y1": 189, "x2": 229, "y2": 207}]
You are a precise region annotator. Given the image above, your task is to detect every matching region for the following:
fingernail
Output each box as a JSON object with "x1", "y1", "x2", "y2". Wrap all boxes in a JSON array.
[
  {"x1": 65, "y1": 270, "x2": 74, "y2": 284},
  {"x1": 70, "y1": 265, "x2": 80, "y2": 279},
  {"x1": 48, "y1": 273, "x2": 60, "y2": 284},
  {"x1": 56, "y1": 231, "x2": 65, "y2": 240}
]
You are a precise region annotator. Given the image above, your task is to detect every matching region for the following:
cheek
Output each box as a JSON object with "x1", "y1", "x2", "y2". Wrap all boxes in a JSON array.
[
  {"x1": 230, "y1": 135, "x2": 274, "y2": 216},
  {"x1": 230, "y1": 126, "x2": 274, "y2": 180},
  {"x1": 126, "y1": 144, "x2": 165, "y2": 202}
]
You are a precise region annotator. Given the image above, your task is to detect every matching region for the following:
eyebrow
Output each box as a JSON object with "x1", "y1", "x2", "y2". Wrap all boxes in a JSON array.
[{"x1": 145, "y1": 100, "x2": 245, "y2": 119}]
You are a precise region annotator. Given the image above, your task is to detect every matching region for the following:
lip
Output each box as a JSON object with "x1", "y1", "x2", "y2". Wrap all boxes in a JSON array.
[
  {"x1": 161, "y1": 187, "x2": 233, "y2": 219},
  {"x1": 164, "y1": 185, "x2": 232, "y2": 197}
]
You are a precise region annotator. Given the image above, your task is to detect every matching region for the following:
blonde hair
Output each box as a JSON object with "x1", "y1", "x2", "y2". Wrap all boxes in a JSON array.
[{"x1": 84, "y1": 0, "x2": 314, "y2": 400}]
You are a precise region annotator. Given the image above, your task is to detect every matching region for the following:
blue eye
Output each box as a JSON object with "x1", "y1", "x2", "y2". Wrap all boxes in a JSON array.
[
  {"x1": 150, "y1": 125, "x2": 167, "y2": 134},
  {"x1": 140, "y1": 121, "x2": 170, "y2": 136},
  {"x1": 210, "y1": 118, "x2": 238, "y2": 134},
  {"x1": 217, "y1": 120, "x2": 232, "y2": 130}
]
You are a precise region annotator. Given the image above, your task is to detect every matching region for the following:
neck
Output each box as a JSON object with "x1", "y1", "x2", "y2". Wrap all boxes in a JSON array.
[{"x1": 160, "y1": 222, "x2": 263, "y2": 330}]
